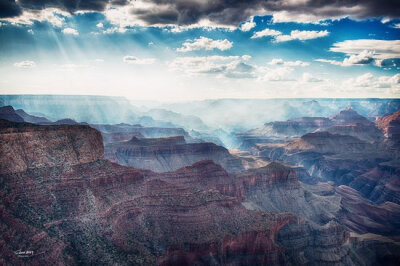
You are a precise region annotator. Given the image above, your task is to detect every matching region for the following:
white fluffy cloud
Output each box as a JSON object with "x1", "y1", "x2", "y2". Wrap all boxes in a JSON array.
[
  {"x1": 168, "y1": 55, "x2": 254, "y2": 78},
  {"x1": 13, "y1": 60, "x2": 36, "y2": 68},
  {"x1": 275, "y1": 30, "x2": 329, "y2": 42},
  {"x1": 251, "y1": 28, "x2": 282, "y2": 39},
  {"x1": 168, "y1": 55, "x2": 310, "y2": 82},
  {"x1": 62, "y1": 27, "x2": 79, "y2": 35},
  {"x1": 316, "y1": 40, "x2": 400, "y2": 68},
  {"x1": 102, "y1": 27, "x2": 127, "y2": 34},
  {"x1": 268, "y1": 58, "x2": 309, "y2": 67},
  {"x1": 251, "y1": 28, "x2": 329, "y2": 42},
  {"x1": 343, "y1": 50, "x2": 375, "y2": 65},
  {"x1": 177, "y1": 37, "x2": 233, "y2": 52},
  {"x1": 315, "y1": 58, "x2": 343, "y2": 66},
  {"x1": 316, "y1": 50, "x2": 375, "y2": 67},
  {"x1": 2, "y1": 8, "x2": 69, "y2": 27},
  {"x1": 123, "y1": 56, "x2": 156, "y2": 65},
  {"x1": 239, "y1": 18, "x2": 256, "y2": 32},
  {"x1": 344, "y1": 73, "x2": 400, "y2": 89},
  {"x1": 330, "y1": 39, "x2": 400, "y2": 61}
]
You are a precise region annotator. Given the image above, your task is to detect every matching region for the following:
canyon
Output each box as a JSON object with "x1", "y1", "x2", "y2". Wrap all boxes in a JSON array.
[{"x1": 0, "y1": 100, "x2": 399, "y2": 265}]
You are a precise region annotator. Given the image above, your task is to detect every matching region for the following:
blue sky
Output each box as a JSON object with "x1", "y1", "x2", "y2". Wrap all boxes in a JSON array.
[{"x1": 0, "y1": 0, "x2": 399, "y2": 100}]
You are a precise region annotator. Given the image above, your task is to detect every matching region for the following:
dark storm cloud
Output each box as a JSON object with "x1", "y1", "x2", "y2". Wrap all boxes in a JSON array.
[
  {"x1": 0, "y1": 0, "x2": 22, "y2": 18},
  {"x1": 1, "y1": 0, "x2": 399, "y2": 24},
  {"x1": 130, "y1": 0, "x2": 400, "y2": 25},
  {"x1": 0, "y1": 0, "x2": 128, "y2": 17},
  {"x1": 17, "y1": 0, "x2": 111, "y2": 12}
]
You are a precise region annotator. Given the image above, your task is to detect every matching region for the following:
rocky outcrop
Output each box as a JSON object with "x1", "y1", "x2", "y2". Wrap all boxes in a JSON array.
[
  {"x1": 349, "y1": 164, "x2": 400, "y2": 204},
  {"x1": 335, "y1": 185, "x2": 400, "y2": 236},
  {"x1": 15, "y1": 108, "x2": 52, "y2": 123},
  {"x1": 0, "y1": 119, "x2": 103, "y2": 174},
  {"x1": 325, "y1": 123, "x2": 384, "y2": 143},
  {"x1": 260, "y1": 117, "x2": 332, "y2": 137},
  {"x1": 105, "y1": 136, "x2": 245, "y2": 173},
  {"x1": 330, "y1": 107, "x2": 373, "y2": 126},
  {"x1": 101, "y1": 131, "x2": 144, "y2": 144},
  {"x1": 237, "y1": 108, "x2": 382, "y2": 150},
  {"x1": 286, "y1": 131, "x2": 375, "y2": 154},
  {"x1": 0, "y1": 106, "x2": 24, "y2": 122},
  {"x1": 376, "y1": 111, "x2": 400, "y2": 140}
]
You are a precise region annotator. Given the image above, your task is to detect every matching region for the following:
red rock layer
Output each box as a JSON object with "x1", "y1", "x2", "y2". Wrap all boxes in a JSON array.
[
  {"x1": 0, "y1": 120, "x2": 103, "y2": 174},
  {"x1": 376, "y1": 111, "x2": 400, "y2": 139}
]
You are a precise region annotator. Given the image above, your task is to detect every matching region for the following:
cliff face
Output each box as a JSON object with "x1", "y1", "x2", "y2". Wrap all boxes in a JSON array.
[
  {"x1": 105, "y1": 136, "x2": 245, "y2": 173},
  {"x1": 0, "y1": 106, "x2": 24, "y2": 122},
  {"x1": 0, "y1": 120, "x2": 103, "y2": 174},
  {"x1": 376, "y1": 111, "x2": 400, "y2": 139}
]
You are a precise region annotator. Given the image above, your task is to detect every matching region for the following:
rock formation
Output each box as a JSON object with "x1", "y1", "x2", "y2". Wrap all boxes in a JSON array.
[
  {"x1": 1, "y1": 117, "x2": 399, "y2": 265},
  {"x1": 0, "y1": 119, "x2": 103, "y2": 174},
  {"x1": 0, "y1": 106, "x2": 24, "y2": 122},
  {"x1": 105, "y1": 136, "x2": 245, "y2": 173}
]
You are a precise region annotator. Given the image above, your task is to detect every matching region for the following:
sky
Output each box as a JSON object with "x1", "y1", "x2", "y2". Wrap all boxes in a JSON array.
[{"x1": 0, "y1": 0, "x2": 399, "y2": 101}]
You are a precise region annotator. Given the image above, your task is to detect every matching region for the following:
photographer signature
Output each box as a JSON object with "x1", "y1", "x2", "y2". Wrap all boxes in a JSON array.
[{"x1": 14, "y1": 250, "x2": 34, "y2": 258}]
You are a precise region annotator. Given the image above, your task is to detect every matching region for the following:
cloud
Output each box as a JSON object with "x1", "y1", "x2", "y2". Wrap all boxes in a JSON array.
[
  {"x1": 102, "y1": 27, "x2": 126, "y2": 34},
  {"x1": 62, "y1": 27, "x2": 78, "y2": 35},
  {"x1": 315, "y1": 58, "x2": 343, "y2": 66},
  {"x1": 302, "y1": 73, "x2": 323, "y2": 82},
  {"x1": 177, "y1": 37, "x2": 233, "y2": 52},
  {"x1": 330, "y1": 39, "x2": 400, "y2": 61},
  {"x1": 168, "y1": 55, "x2": 255, "y2": 78},
  {"x1": 106, "y1": 0, "x2": 400, "y2": 27},
  {"x1": 168, "y1": 55, "x2": 307, "y2": 81},
  {"x1": 16, "y1": 0, "x2": 122, "y2": 13},
  {"x1": 13, "y1": 60, "x2": 36, "y2": 68},
  {"x1": 344, "y1": 73, "x2": 400, "y2": 89},
  {"x1": 258, "y1": 66, "x2": 294, "y2": 81},
  {"x1": 2, "y1": 0, "x2": 400, "y2": 29},
  {"x1": 123, "y1": 56, "x2": 155, "y2": 65},
  {"x1": 271, "y1": 11, "x2": 335, "y2": 24},
  {"x1": 96, "y1": 22, "x2": 103, "y2": 28},
  {"x1": 0, "y1": 0, "x2": 22, "y2": 18},
  {"x1": 316, "y1": 50, "x2": 375, "y2": 66},
  {"x1": 239, "y1": 18, "x2": 256, "y2": 32},
  {"x1": 1, "y1": 8, "x2": 69, "y2": 26},
  {"x1": 316, "y1": 40, "x2": 400, "y2": 67},
  {"x1": 274, "y1": 30, "x2": 329, "y2": 42},
  {"x1": 251, "y1": 28, "x2": 328, "y2": 42},
  {"x1": 268, "y1": 58, "x2": 309, "y2": 67},
  {"x1": 342, "y1": 50, "x2": 375, "y2": 65},
  {"x1": 251, "y1": 28, "x2": 282, "y2": 39}
]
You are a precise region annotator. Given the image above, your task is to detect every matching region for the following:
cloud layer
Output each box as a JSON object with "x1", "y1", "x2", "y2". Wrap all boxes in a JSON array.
[
  {"x1": 2, "y1": 0, "x2": 399, "y2": 27},
  {"x1": 177, "y1": 37, "x2": 233, "y2": 52}
]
